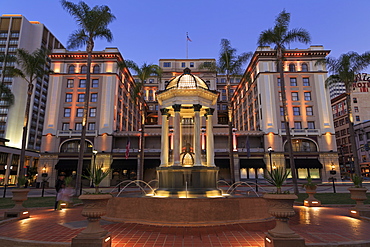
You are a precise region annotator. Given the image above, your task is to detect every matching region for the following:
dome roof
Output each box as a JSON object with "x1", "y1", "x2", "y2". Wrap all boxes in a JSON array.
[{"x1": 166, "y1": 68, "x2": 209, "y2": 90}]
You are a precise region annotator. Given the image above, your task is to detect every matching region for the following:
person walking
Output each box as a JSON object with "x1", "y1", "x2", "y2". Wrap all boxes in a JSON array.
[{"x1": 54, "y1": 174, "x2": 65, "y2": 210}]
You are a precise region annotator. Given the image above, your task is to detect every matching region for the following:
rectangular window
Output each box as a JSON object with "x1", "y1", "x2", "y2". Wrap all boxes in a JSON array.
[
  {"x1": 88, "y1": 122, "x2": 95, "y2": 130},
  {"x1": 304, "y1": 92, "x2": 311, "y2": 101},
  {"x1": 277, "y1": 78, "x2": 281, "y2": 86},
  {"x1": 89, "y1": 108, "x2": 96, "y2": 117},
  {"x1": 163, "y1": 62, "x2": 171, "y2": 67},
  {"x1": 303, "y1": 78, "x2": 310, "y2": 86},
  {"x1": 291, "y1": 92, "x2": 299, "y2": 101},
  {"x1": 91, "y1": 93, "x2": 98, "y2": 102},
  {"x1": 290, "y1": 78, "x2": 297, "y2": 86},
  {"x1": 293, "y1": 107, "x2": 300, "y2": 116},
  {"x1": 77, "y1": 94, "x2": 85, "y2": 102},
  {"x1": 221, "y1": 78, "x2": 226, "y2": 83},
  {"x1": 353, "y1": 98, "x2": 358, "y2": 103},
  {"x1": 63, "y1": 108, "x2": 71, "y2": 117},
  {"x1": 190, "y1": 62, "x2": 194, "y2": 67},
  {"x1": 279, "y1": 92, "x2": 282, "y2": 101},
  {"x1": 307, "y1": 121, "x2": 315, "y2": 129},
  {"x1": 306, "y1": 106, "x2": 313, "y2": 116},
  {"x1": 280, "y1": 107, "x2": 284, "y2": 116},
  {"x1": 356, "y1": 115, "x2": 361, "y2": 121},
  {"x1": 75, "y1": 123, "x2": 82, "y2": 130},
  {"x1": 281, "y1": 122, "x2": 286, "y2": 129},
  {"x1": 62, "y1": 123, "x2": 70, "y2": 130},
  {"x1": 294, "y1": 121, "x2": 302, "y2": 129},
  {"x1": 149, "y1": 79, "x2": 154, "y2": 83},
  {"x1": 354, "y1": 106, "x2": 359, "y2": 112},
  {"x1": 76, "y1": 108, "x2": 84, "y2": 117},
  {"x1": 67, "y1": 79, "x2": 74, "y2": 88},
  {"x1": 181, "y1": 62, "x2": 186, "y2": 67},
  {"x1": 79, "y1": 79, "x2": 86, "y2": 88},
  {"x1": 92, "y1": 79, "x2": 99, "y2": 88},
  {"x1": 65, "y1": 93, "x2": 72, "y2": 102}
]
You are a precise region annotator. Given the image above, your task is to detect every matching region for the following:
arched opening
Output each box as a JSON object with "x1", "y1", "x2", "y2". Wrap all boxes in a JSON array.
[
  {"x1": 289, "y1": 63, "x2": 296, "y2": 72},
  {"x1": 80, "y1": 65, "x2": 88, "y2": 74},
  {"x1": 93, "y1": 65, "x2": 100, "y2": 73},
  {"x1": 68, "y1": 65, "x2": 75, "y2": 74},
  {"x1": 301, "y1": 63, "x2": 308, "y2": 72},
  {"x1": 284, "y1": 138, "x2": 318, "y2": 152},
  {"x1": 59, "y1": 139, "x2": 93, "y2": 153}
]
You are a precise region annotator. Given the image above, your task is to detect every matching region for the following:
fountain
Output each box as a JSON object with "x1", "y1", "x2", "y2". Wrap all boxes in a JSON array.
[{"x1": 104, "y1": 68, "x2": 271, "y2": 226}]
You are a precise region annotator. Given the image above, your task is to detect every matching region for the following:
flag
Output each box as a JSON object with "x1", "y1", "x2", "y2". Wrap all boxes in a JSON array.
[
  {"x1": 246, "y1": 136, "x2": 251, "y2": 158},
  {"x1": 187, "y1": 33, "x2": 192, "y2": 42},
  {"x1": 125, "y1": 138, "x2": 130, "y2": 159}
]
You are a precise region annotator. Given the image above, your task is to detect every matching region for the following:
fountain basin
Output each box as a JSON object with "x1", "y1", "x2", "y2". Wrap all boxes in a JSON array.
[{"x1": 104, "y1": 196, "x2": 272, "y2": 226}]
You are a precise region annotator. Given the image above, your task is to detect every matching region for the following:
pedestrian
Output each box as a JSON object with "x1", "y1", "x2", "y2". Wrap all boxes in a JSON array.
[{"x1": 54, "y1": 174, "x2": 65, "y2": 210}]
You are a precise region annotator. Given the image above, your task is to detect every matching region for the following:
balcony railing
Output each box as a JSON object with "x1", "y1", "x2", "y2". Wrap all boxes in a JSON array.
[
  {"x1": 57, "y1": 130, "x2": 97, "y2": 137},
  {"x1": 278, "y1": 129, "x2": 320, "y2": 136}
]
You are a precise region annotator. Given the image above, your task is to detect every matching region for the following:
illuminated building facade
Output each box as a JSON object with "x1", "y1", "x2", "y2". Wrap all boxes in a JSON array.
[
  {"x1": 0, "y1": 15, "x2": 63, "y2": 184},
  {"x1": 40, "y1": 48, "x2": 141, "y2": 187}
]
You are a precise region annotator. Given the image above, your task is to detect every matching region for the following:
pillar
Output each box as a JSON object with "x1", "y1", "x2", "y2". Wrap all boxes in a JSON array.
[
  {"x1": 160, "y1": 108, "x2": 170, "y2": 166},
  {"x1": 173, "y1": 104, "x2": 181, "y2": 166},
  {"x1": 193, "y1": 104, "x2": 202, "y2": 166},
  {"x1": 206, "y1": 108, "x2": 215, "y2": 167}
]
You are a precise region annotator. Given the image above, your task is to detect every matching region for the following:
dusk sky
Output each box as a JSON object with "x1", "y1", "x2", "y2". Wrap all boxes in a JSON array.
[{"x1": 2, "y1": 0, "x2": 370, "y2": 67}]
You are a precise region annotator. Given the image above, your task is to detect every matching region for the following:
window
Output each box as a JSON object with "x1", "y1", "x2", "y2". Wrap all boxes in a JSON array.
[
  {"x1": 181, "y1": 62, "x2": 186, "y2": 67},
  {"x1": 93, "y1": 65, "x2": 100, "y2": 73},
  {"x1": 353, "y1": 98, "x2": 358, "y2": 103},
  {"x1": 79, "y1": 79, "x2": 86, "y2": 88},
  {"x1": 281, "y1": 122, "x2": 286, "y2": 129},
  {"x1": 190, "y1": 62, "x2": 194, "y2": 67},
  {"x1": 75, "y1": 123, "x2": 82, "y2": 130},
  {"x1": 92, "y1": 79, "x2": 99, "y2": 88},
  {"x1": 294, "y1": 121, "x2": 302, "y2": 129},
  {"x1": 149, "y1": 79, "x2": 154, "y2": 83},
  {"x1": 280, "y1": 107, "x2": 284, "y2": 116},
  {"x1": 306, "y1": 106, "x2": 313, "y2": 116},
  {"x1": 68, "y1": 65, "x2": 75, "y2": 74},
  {"x1": 289, "y1": 64, "x2": 296, "y2": 72},
  {"x1": 221, "y1": 104, "x2": 227, "y2": 110},
  {"x1": 277, "y1": 78, "x2": 281, "y2": 86},
  {"x1": 303, "y1": 78, "x2": 310, "y2": 86},
  {"x1": 290, "y1": 78, "x2": 297, "y2": 86},
  {"x1": 65, "y1": 93, "x2": 72, "y2": 102},
  {"x1": 301, "y1": 63, "x2": 308, "y2": 72},
  {"x1": 80, "y1": 65, "x2": 87, "y2": 74},
  {"x1": 163, "y1": 62, "x2": 171, "y2": 67},
  {"x1": 221, "y1": 78, "x2": 226, "y2": 83},
  {"x1": 279, "y1": 92, "x2": 282, "y2": 101},
  {"x1": 64, "y1": 108, "x2": 71, "y2": 117},
  {"x1": 88, "y1": 122, "x2": 95, "y2": 130},
  {"x1": 307, "y1": 121, "x2": 315, "y2": 129},
  {"x1": 67, "y1": 79, "x2": 74, "y2": 88},
  {"x1": 91, "y1": 93, "x2": 98, "y2": 102},
  {"x1": 62, "y1": 123, "x2": 70, "y2": 130},
  {"x1": 288, "y1": 139, "x2": 317, "y2": 152},
  {"x1": 354, "y1": 106, "x2": 359, "y2": 112},
  {"x1": 356, "y1": 115, "x2": 360, "y2": 121},
  {"x1": 77, "y1": 94, "x2": 85, "y2": 102},
  {"x1": 291, "y1": 92, "x2": 299, "y2": 101},
  {"x1": 293, "y1": 107, "x2": 300, "y2": 116},
  {"x1": 304, "y1": 92, "x2": 311, "y2": 101},
  {"x1": 76, "y1": 108, "x2": 84, "y2": 117}
]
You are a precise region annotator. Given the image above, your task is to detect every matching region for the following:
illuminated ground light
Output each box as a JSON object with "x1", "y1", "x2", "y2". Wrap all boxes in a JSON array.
[
  {"x1": 22, "y1": 211, "x2": 29, "y2": 215},
  {"x1": 351, "y1": 210, "x2": 357, "y2": 214},
  {"x1": 265, "y1": 237, "x2": 272, "y2": 243},
  {"x1": 104, "y1": 236, "x2": 111, "y2": 243}
]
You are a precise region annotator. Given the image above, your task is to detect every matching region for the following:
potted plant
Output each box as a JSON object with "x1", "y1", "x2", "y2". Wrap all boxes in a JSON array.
[
  {"x1": 348, "y1": 174, "x2": 368, "y2": 210},
  {"x1": 5, "y1": 176, "x2": 30, "y2": 218},
  {"x1": 302, "y1": 177, "x2": 321, "y2": 206},
  {"x1": 263, "y1": 167, "x2": 299, "y2": 238}
]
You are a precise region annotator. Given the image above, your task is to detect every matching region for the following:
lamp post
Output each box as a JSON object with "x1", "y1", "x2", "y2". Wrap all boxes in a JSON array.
[
  {"x1": 91, "y1": 150, "x2": 98, "y2": 188},
  {"x1": 41, "y1": 166, "x2": 48, "y2": 197},
  {"x1": 268, "y1": 147, "x2": 273, "y2": 171},
  {"x1": 330, "y1": 163, "x2": 337, "y2": 193}
]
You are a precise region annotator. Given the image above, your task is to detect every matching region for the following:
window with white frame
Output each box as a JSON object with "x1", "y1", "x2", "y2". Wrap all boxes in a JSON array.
[
  {"x1": 304, "y1": 92, "x2": 311, "y2": 101},
  {"x1": 64, "y1": 108, "x2": 71, "y2": 117},
  {"x1": 291, "y1": 92, "x2": 299, "y2": 101},
  {"x1": 76, "y1": 108, "x2": 84, "y2": 117},
  {"x1": 77, "y1": 94, "x2": 85, "y2": 102},
  {"x1": 293, "y1": 107, "x2": 300, "y2": 116}
]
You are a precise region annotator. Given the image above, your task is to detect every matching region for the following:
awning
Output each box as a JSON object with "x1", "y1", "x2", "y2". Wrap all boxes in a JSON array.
[
  {"x1": 55, "y1": 160, "x2": 90, "y2": 170},
  {"x1": 144, "y1": 159, "x2": 160, "y2": 168},
  {"x1": 285, "y1": 159, "x2": 323, "y2": 169},
  {"x1": 215, "y1": 159, "x2": 230, "y2": 168},
  {"x1": 240, "y1": 159, "x2": 266, "y2": 168},
  {"x1": 111, "y1": 159, "x2": 137, "y2": 169}
]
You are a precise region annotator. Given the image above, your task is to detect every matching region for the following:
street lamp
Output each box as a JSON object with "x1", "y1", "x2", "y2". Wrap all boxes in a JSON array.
[
  {"x1": 41, "y1": 166, "x2": 48, "y2": 197},
  {"x1": 268, "y1": 147, "x2": 273, "y2": 171},
  {"x1": 330, "y1": 163, "x2": 337, "y2": 193}
]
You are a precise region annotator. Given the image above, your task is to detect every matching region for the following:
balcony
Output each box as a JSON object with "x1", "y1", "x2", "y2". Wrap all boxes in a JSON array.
[
  {"x1": 57, "y1": 130, "x2": 97, "y2": 137},
  {"x1": 278, "y1": 129, "x2": 320, "y2": 136}
]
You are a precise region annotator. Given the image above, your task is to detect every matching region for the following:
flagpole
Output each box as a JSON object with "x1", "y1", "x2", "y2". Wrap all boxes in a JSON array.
[{"x1": 186, "y1": 32, "x2": 188, "y2": 59}]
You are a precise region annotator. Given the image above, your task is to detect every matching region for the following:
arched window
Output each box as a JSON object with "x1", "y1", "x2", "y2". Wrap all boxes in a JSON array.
[
  {"x1": 301, "y1": 63, "x2": 308, "y2": 72},
  {"x1": 284, "y1": 138, "x2": 318, "y2": 152},
  {"x1": 60, "y1": 139, "x2": 93, "y2": 153},
  {"x1": 68, "y1": 65, "x2": 75, "y2": 74},
  {"x1": 80, "y1": 65, "x2": 88, "y2": 74},
  {"x1": 93, "y1": 65, "x2": 100, "y2": 73},
  {"x1": 289, "y1": 63, "x2": 296, "y2": 72}
]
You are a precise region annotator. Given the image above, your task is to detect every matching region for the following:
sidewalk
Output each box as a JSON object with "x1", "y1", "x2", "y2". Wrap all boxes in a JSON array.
[{"x1": 0, "y1": 205, "x2": 370, "y2": 246}]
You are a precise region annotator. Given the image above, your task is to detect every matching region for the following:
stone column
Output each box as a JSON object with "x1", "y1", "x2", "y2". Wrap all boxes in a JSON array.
[
  {"x1": 193, "y1": 104, "x2": 202, "y2": 166},
  {"x1": 160, "y1": 108, "x2": 170, "y2": 167},
  {"x1": 173, "y1": 104, "x2": 181, "y2": 166},
  {"x1": 206, "y1": 108, "x2": 215, "y2": 167}
]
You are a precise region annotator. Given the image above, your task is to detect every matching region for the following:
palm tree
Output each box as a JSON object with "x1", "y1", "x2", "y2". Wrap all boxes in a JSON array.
[
  {"x1": 258, "y1": 10, "x2": 311, "y2": 195},
  {"x1": 201, "y1": 39, "x2": 252, "y2": 182},
  {"x1": 0, "y1": 54, "x2": 15, "y2": 106},
  {"x1": 118, "y1": 60, "x2": 162, "y2": 180},
  {"x1": 318, "y1": 52, "x2": 370, "y2": 179},
  {"x1": 11, "y1": 48, "x2": 51, "y2": 182},
  {"x1": 61, "y1": 0, "x2": 116, "y2": 195}
]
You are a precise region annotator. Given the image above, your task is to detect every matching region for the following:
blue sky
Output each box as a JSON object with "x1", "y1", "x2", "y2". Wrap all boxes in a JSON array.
[{"x1": 2, "y1": 0, "x2": 370, "y2": 65}]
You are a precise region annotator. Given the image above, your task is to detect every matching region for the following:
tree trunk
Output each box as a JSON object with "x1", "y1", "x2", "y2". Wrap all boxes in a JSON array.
[{"x1": 278, "y1": 53, "x2": 299, "y2": 195}]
